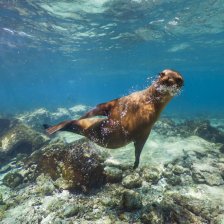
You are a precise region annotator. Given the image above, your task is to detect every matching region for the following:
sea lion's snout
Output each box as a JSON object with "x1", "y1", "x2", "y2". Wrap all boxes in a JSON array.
[
  {"x1": 159, "y1": 69, "x2": 184, "y2": 88},
  {"x1": 154, "y1": 69, "x2": 184, "y2": 96}
]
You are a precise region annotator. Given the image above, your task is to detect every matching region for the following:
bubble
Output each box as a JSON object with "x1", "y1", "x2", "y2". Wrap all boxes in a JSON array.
[{"x1": 155, "y1": 83, "x2": 181, "y2": 96}]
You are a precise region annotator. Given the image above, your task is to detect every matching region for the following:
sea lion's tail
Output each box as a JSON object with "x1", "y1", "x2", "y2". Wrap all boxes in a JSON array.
[{"x1": 44, "y1": 120, "x2": 72, "y2": 135}]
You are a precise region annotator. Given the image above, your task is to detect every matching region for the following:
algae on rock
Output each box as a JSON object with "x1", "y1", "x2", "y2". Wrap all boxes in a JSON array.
[
  {"x1": 26, "y1": 138, "x2": 107, "y2": 192},
  {"x1": 2, "y1": 172, "x2": 23, "y2": 188},
  {"x1": 0, "y1": 118, "x2": 48, "y2": 163}
]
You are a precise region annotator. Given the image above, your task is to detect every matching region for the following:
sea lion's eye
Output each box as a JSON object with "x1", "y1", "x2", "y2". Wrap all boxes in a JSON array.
[{"x1": 159, "y1": 72, "x2": 165, "y2": 77}]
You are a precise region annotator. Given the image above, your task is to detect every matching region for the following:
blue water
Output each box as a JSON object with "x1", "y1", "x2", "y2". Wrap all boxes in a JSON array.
[{"x1": 0, "y1": 0, "x2": 223, "y2": 116}]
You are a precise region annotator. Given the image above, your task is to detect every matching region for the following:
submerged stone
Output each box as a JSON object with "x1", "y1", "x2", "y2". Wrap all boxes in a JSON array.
[
  {"x1": 104, "y1": 166, "x2": 123, "y2": 183},
  {"x1": 192, "y1": 163, "x2": 224, "y2": 186},
  {"x1": 172, "y1": 165, "x2": 186, "y2": 175},
  {"x1": 122, "y1": 173, "x2": 142, "y2": 189},
  {"x1": 160, "y1": 188, "x2": 223, "y2": 223},
  {"x1": 166, "y1": 175, "x2": 182, "y2": 186},
  {"x1": 121, "y1": 189, "x2": 142, "y2": 211},
  {"x1": 214, "y1": 214, "x2": 224, "y2": 224},
  {"x1": 141, "y1": 204, "x2": 164, "y2": 224},
  {"x1": 26, "y1": 138, "x2": 107, "y2": 192},
  {"x1": 0, "y1": 119, "x2": 12, "y2": 136},
  {"x1": 0, "y1": 119, "x2": 48, "y2": 163},
  {"x1": 17, "y1": 105, "x2": 90, "y2": 131},
  {"x1": 17, "y1": 108, "x2": 52, "y2": 130},
  {"x1": 154, "y1": 119, "x2": 224, "y2": 144},
  {"x1": 192, "y1": 120, "x2": 224, "y2": 144},
  {"x1": 63, "y1": 204, "x2": 80, "y2": 218},
  {"x1": 142, "y1": 167, "x2": 161, "y2": 184},
  {"x1": 2, "y1": 172, "x2": 23, "y2": 188},
  {"x1": 0, "y1": 193, "x2": 3, "y2": 205},
  {"x1": 180, "y1": 120, "x2": 224, "y2": 143},
  {"x1": 219, "y1": 145, "x2": 224, "y2": 153},
  {"x1": 35, "y1": 174, "x2": 55, "y2": 196},
  {"x1": 153, "y1": 118, "x2": 178, "y2": 136}
]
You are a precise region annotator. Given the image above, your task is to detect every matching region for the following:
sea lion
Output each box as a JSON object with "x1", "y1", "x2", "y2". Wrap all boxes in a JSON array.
[{"x1": 46, "y1": 69, "x2": 184, "y2": 169}]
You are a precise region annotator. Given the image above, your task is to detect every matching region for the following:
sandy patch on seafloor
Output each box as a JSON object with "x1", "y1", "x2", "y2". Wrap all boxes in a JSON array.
[{"x1": 105, "y1": 132, "x2": 220, "y2": 168}]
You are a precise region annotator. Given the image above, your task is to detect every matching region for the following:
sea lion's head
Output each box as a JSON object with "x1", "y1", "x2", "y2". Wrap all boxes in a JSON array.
[{"x1": 154, "y1": 69, "x2": 184, "y2": 96}]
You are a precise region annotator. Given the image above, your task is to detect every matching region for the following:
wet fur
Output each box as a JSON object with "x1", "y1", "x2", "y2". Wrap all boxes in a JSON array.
[{"x1": 46, "y1": 69, "x2": 184, "y2": 168}]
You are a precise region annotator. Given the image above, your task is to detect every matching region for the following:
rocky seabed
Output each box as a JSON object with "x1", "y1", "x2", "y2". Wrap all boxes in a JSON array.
[{"x1": 0, "y1": 106, "x2": 224, "y2": 223}]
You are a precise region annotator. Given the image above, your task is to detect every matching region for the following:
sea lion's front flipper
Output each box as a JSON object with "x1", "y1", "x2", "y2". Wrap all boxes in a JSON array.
[
  {"x1": 80, "y1": 98, "x2": 119, "y2": 119},
  {"x1": 133, "y1": 135, "x2": 149, "y2": 169}
]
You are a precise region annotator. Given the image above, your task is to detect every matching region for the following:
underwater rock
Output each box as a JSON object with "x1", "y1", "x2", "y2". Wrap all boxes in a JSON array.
[
  {"x1": 17, "y1": 108, "x2": 70, "y2": 131},
  {"x1": 172, "y1": 164, "x2": 186, "y2": 175},
  {"x1": 217, "y1": 163, "x2": 224, "y2": 180},
  {"x1": 0, "y1": 193, "x2": 3, "y2": 205},
  {"x1": 219, "y1": 144, "x2": 224, "y2": 153},
  {"x1": 18, "y1": 107, "x2": 70, "y2": 129},
  {"x1": 100, "y1": 196, "x2": 119, "y2": 208},
  {"x1": 35, "y1": 174, "x2": 55, "y2": 196},
  {"x1": 17, "y1": 105, "x2": 90, "y2": 131},
  {"x1": 0, "y1": 119, "x2": 13, "y2": 136},
  {"x1": 63, "y1": 204, "x2": 80, "y2": 218},
  {"x1": 191, "y1": 159, "x2": 224, "y2": 186},
  {"x1": 141, "y1": 204, "x2": 164, "y2": 224},
  {"x1": 122, "y1": 173, "x2": 142, "y2": 189},
  {"x1": 104, "y1": 166, "x2": 123, "y2": 183},
  {"x1": 0, "y1": 119, "x2": 48, "y2": 163},
  {"x1": 2, "y1": 172, "x2": 23, "y2": 188},
  {"x1": 121, "y1": 189, "x2": 142, "y2": 211},
  {"x1": 51, "y1": 107, "x2": 71, "y2": 120},
  {"x1": 166, "y1": 175, "x2": 182, "y2": 186},
  {"x1": 153, "y1": 118, "x2": 178, "y2": 136},
  {"x1": 180, "y1": 120, "x2": 224, "y2": 143},
  {"x1": 192, "y1": 120, "x2": 224, "y2": 143},
  {"x1": 154, "y1": 119, "x2": 224, "y2": 144},
  {"x1": 160, "y1": 185, "x2": 224, "y2": 223},
  {"x1": 26, "y1": 138, "x2": 107, "y2": 192},
  {"x1": 214, "y1": 214, "x2": 224, "y2": 224},
  {"x1": 17, "y1": 108, "x2": 52, "y2": 130},
  {"x1": 163, "y1": 163, "x2": 192, "y2": 186},
  {"x1": 142, "y1": 167, "x2": 162, "y2": 184},
  {"x1": 160, "y1": 191, "x2": 211, "y2": 223},
  {"x1": 192, "y1": 166, "x2": 224, "y2": 186},
  {"x1": 68, "y1": 104, "x2": 90, "y2": 117},
  {"x1": 0, "y1": 164, "x2": 11, "y2": 174}
]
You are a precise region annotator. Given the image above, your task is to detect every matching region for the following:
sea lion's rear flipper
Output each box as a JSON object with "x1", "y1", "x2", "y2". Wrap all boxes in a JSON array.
[
  {"x1": 45, "y1": 118, "x2": 104, "y2": 136},
  {"x1": 133, "y1": 135, "x2": 149, "y2": 169},
  {"x1": 80, "y1": 98, "x2": 119, "y2": 119},
  {"x1": 45, "y1": 120, "x2": 75, "y2": 135}
]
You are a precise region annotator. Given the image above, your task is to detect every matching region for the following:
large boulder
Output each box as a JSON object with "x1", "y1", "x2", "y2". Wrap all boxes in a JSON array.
[
  {"x1": 26, "y1": 138, "x2": 107, "y2": 192},
  {"x1": 0, "y1": 118, "x2": 48, "y2": 163}
]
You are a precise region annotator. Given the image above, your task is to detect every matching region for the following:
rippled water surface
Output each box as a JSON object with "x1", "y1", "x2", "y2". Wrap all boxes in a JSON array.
[{"x1": 0, "y1": 0, "x2": 223, "y2": 115}]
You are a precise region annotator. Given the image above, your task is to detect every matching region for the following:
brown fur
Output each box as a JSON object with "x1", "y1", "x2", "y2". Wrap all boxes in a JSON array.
[{"x1": 46, "y1": 69, "x2": 184, "y2": 168}]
